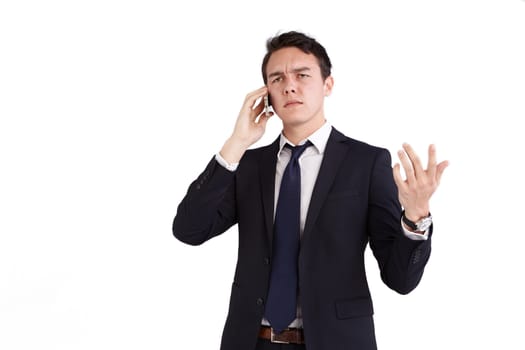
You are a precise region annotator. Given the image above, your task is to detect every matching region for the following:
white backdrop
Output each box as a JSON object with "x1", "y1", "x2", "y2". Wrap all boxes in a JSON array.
[{"x1": 1, "y1": 0, "x2": 524, "y2": 349}]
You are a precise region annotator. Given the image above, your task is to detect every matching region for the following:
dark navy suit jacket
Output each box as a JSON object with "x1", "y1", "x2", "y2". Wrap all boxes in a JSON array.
[{"x1": 173, "y1": 127, "x2": 432, "y2": 350}]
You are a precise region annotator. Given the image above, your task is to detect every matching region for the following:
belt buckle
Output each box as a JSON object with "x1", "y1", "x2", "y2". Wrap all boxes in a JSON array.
[{"x1": 270, "y1": 328, "x2": 290, "y2": 344}]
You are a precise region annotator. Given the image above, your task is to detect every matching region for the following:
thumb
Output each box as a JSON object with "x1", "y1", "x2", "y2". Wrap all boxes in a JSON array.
[{"x1": 257, "y1": 111, "x2": 273, "y2": 128}]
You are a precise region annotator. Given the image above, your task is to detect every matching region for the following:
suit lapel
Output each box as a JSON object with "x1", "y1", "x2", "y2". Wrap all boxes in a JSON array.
[
  {"x1": 303, "y1": 128, "x2": 349, "y2": 240},
  {"x1": 259, "y1": 137, "x2": 280, "y2": 251}
]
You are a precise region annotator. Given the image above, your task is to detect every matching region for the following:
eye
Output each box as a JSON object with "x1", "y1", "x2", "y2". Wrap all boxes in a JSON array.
[
  {"x1": 298, "y1": 73, "x2": 310, "y2": 79},
  {"x1": 271, "y1": 76, "x2": 282, "y2": 84}
]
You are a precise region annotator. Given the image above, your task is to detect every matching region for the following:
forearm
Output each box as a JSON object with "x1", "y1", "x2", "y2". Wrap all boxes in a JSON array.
[
  {"x1": 219, "y1": 136, "x2": 250, "y2": 165},
  {"x1": 173, "y1": 157, "x2": 237, "y2": 245},
  {"x1": 373, "y1": 231, "x2": 432, "y2": 294}
]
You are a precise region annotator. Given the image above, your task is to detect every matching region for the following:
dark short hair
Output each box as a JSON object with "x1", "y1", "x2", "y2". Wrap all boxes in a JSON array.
[{"x1": 261, "y1": 31, "x2": 332, "y2": 84}]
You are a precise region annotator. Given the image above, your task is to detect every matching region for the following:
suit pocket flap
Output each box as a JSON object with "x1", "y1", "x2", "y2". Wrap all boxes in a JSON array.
[{"x1": 335, "y1": 297, "x2": 374, "y2": 319}]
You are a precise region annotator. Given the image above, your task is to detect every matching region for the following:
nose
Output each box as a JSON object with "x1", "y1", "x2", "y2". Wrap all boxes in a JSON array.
[
  {"x1": 284, "y1": 86, "x2": 296, "y2": 94},
  {"x1": 284, "y1": 78, "x2": 297, "y2": 95}
]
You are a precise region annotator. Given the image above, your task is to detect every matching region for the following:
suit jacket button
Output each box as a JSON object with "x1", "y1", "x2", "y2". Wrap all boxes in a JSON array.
[
  {"x1": 256, "y1": 298, "x2": 264, "y2": 306},
  {"x1": 264, "y1": 258, "x2": 270, "y2": 265}
]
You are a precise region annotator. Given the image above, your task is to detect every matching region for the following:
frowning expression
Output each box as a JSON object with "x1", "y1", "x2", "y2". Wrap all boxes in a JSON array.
[{"x1": 265, "y1": 47, "x2": 333, "y2": 128}]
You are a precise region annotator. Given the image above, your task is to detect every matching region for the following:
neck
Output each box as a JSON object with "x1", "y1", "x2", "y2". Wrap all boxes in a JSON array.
[{"x1": 282, "y1": 118, "x2": 326, "y2": 145}]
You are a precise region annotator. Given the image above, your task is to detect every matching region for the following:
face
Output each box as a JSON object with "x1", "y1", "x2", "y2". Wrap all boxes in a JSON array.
[{"x1": 265, "y1": 47, "x2": 333, "y2": 130}]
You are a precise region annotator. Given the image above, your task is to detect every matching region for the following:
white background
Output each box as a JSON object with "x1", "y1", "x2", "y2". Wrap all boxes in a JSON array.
[{"x1": 1, "y1": 0, "x2": 524, "y2": 349}]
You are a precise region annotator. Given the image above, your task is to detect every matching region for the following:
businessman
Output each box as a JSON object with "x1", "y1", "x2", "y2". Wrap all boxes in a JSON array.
[{"x1": 173, "y1": 31, "x2": 448, "y2": 350}]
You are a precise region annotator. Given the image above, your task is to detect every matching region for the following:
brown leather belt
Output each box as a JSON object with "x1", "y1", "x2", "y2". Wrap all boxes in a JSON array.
[{"x1": 259, "y1": 326, "x2": 305, "y2": 344}]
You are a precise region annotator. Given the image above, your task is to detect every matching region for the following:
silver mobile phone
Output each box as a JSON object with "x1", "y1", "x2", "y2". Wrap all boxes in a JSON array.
[{"x1": 264, "y1": 95, "x2": 272, "y2": 117}]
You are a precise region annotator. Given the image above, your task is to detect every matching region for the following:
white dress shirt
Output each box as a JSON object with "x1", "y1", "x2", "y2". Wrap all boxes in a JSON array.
[{"x1": 215, "y1": 121, "x2": 428, "y2": 329}]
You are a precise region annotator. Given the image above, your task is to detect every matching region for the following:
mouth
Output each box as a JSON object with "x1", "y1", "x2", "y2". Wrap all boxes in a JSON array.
[{"x1": 284, "y1": 100, "x2": 303, "y2": 108}]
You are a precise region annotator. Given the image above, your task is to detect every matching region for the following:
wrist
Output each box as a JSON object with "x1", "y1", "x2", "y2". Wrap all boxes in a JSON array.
[
  {"x1": 401, "y1": 210, "x2": 432, "y2": 232},
  {"x1": 403, "y1": 208, "x2": 430, "y2": 222},
  {"x1": 220, "y1": 137, "x2": 249, "y2": 164}
]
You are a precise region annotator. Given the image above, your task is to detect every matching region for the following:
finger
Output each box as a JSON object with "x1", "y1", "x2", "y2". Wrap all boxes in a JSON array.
[
  {"x1": 253, "y1": 98, "x2": 266, "y2": 116},
  {"x1": 256, "y1": 111, "x2": 273, "y2": 128},
  {"x1": 256, "y1": 106, "x2": 273, "y2": 120},
  {"x1": 397, "y1": 147, "x2": 416, "y2": 183},
  {"x1": 402, "y1": 143, "x2": 424, "y2": 178},
  {"x1": 392, "y1": 163, "x2": 406, "y2": 190},
  {"x1": 427, "y1": 144, "x2": 437, "y2": 180},
  {"x1": 245, "y1": 86, "x2": 268, "y2": 109},
  {"x1": 241, "y1": 87, "x2": 268, "y2": 121},
  {"x1": 435, "y1": 160, "x2": 449, "y2": 185}
]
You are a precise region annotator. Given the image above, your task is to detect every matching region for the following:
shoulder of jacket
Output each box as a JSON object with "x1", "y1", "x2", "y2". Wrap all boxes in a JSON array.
[{"x1": 332, "y1": 128, "x2": 386, "y2": 155}]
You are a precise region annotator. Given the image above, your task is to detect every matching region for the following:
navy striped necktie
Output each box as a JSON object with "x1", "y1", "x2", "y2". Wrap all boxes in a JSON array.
[{"x1": 264, "y1": 141, "x2": 312, "y2": 334}]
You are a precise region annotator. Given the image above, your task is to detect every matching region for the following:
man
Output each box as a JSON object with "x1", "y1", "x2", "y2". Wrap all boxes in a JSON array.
[{"x1": 173, "y1": 31, "x2": 448, "y2": 350}]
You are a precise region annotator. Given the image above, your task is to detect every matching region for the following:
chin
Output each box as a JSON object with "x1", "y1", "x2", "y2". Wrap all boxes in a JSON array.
[
  {"x1": 279, "y1": 110, "x2": 306, "y2": 122},
  {"x1": 283, "y1": 118, "x2": 312, "y2": 128}
]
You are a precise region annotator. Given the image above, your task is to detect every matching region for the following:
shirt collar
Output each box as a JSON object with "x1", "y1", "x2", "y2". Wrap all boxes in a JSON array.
[{"x1": 278, "y1": 121, "x2": 332, "y2": 156}]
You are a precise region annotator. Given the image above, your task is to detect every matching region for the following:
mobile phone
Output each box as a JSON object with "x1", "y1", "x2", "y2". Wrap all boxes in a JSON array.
[{"x1": 264, "y1": 94, "x2": 272, "y2": 117}]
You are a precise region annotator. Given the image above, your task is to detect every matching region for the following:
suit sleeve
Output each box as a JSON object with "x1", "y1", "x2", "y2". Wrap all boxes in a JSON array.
[
  {"x1": 367, "y1": 149, "x2": 432, "y2": 295},
  {"x1": 172, "y1": 157, "x2": 238, "y2": 246}
]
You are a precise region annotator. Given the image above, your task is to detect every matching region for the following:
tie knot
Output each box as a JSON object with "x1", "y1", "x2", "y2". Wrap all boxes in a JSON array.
[{"x1": 285, "y1": 140, "x2": 312, "y2": 161}]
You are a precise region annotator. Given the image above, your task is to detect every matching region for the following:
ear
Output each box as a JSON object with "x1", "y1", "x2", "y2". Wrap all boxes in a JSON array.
[{"x1": 323, "y1": 76, "x2": 334, "y2": 96}]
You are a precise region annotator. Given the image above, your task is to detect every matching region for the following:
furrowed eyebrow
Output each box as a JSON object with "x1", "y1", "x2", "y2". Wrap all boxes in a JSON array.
[
  {"x1": 267, "y1": 71, "x2": 284, "y2": 79},
  {"x1": 267, "y1": 66, "x2": 312, "y2": 79},
  {"x1": 292, "y1": 67, "x2": 312, "y2": 74}
]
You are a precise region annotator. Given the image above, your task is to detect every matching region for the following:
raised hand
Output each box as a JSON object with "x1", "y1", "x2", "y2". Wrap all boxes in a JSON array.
[
  {"x1": 220, "y1": 87, "x2": 273, "y2": 164},
  {"x1": 393, "y1": 143, "x2": 449, "y2": 222}
]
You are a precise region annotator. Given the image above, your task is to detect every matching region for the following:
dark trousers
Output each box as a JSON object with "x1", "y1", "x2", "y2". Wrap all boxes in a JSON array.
[{"x1": 256, "y1": 338, "x2": 306, "y2": 350}]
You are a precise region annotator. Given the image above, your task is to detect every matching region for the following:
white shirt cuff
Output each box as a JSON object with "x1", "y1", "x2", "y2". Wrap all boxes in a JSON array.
[
  {"x1": 401, "y1": 218, "x2": 429, "y2": 241},
  {"x1": 215, "y1": 153, "x2": 239, "y2": 172}
]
